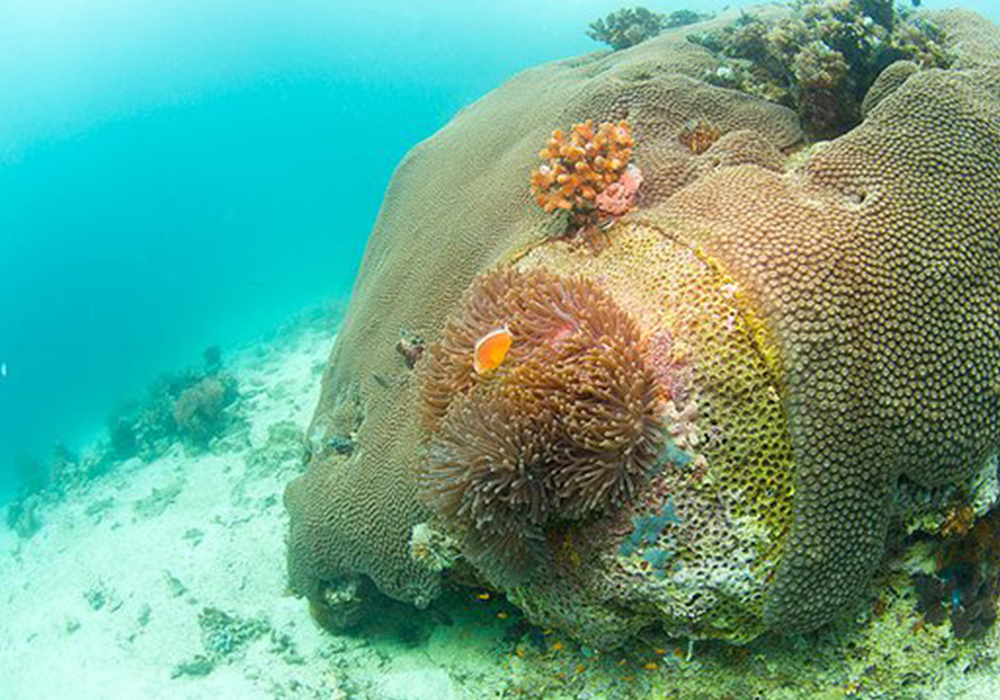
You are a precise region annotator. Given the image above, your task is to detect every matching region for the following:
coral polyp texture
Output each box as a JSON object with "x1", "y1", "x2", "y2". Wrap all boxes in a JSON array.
[
  {"x1": 418, "y1": 268, "x2": 663, "y2": 582},
  {"x1": 285, "y1": 4, "x2": 1000, "y2": 647},
  {"x1": 530, "y1": 119, "x2": 635, "y2": 227}
]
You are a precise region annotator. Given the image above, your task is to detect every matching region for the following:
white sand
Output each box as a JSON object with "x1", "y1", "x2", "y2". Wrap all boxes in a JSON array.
[
  {"x1": 4, "y1": 317, "x2": 1000, "y2": 700},
  {"x1": 0, "y1": 323, "x2": 509, "y2": 700}
]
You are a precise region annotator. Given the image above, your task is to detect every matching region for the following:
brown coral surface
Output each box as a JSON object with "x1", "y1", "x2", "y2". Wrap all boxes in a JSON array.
[{"x1": 284, "y1": 7, "x2": 1000, "y2": 641}]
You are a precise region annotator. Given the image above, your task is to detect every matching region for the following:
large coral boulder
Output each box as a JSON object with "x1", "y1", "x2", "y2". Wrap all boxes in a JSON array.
[{"x1": 285, "y1": 7, "x2": 1000, "y2": 645}]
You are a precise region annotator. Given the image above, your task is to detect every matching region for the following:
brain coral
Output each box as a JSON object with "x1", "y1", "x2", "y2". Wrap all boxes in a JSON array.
[{"x1": 285, "y1": 7, "x2": 1000, "y2": 644}]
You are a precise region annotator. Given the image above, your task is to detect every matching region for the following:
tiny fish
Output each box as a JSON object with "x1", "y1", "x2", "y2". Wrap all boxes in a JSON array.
[
  {"x1": 0, "y1": 362, "x2": 6, "y2": 378},
  {"x1": 473, "y1": 326, "x2": 513, "y2": 375}
]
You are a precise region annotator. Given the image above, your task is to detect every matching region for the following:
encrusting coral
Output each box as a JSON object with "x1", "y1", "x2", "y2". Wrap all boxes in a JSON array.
[{"x1": 419, "y1": 268, "x2": 663, "y2": 582}]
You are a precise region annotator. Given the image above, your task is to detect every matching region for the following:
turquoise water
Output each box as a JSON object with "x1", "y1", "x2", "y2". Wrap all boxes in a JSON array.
[
  {"x1": 0, "y1": 0, "x2": 705, "y2": 496},
  {"x1": 0, "y1": 0, "x2": 996, "y2": 493}
]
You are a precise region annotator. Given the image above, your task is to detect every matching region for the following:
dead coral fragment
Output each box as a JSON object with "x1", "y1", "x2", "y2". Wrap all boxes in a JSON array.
[
  {"x1": 530, "y1": 119, "x2": 636, "y2": 230},
  {"x1": 419, "y1": 268, "x2": 663, "y2": 582}
]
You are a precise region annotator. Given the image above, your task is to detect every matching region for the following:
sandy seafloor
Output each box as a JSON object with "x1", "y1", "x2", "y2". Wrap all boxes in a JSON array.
[
  {"x1": 0, "y1": 313, "x2": 515, "y2": 700},
  {"x1": 3, "y1": 311, "x2": 1000, "y2": 700}
]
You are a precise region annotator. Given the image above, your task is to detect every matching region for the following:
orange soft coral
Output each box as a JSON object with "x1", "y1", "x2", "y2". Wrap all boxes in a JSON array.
[{"x1": 530, "y1": 119, "x2": 636, "y2": 228}]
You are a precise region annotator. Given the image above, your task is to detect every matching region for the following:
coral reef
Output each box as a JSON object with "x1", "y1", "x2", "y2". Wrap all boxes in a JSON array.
[
  {"x1": 3, "y1": 346, "x2": 245, "y2": 540},
  {"x1": 172, "y1": 376, "x2": 236, "y2": 448},
  {"x1": 4, "y1": 445, "x2": 110, "y2": 538},
  {"x1": 419, "y1": 268, "x2": 663, "y2": 582},
  {"x1": 587, "y1": 7, "x2": 711, "y2": 50},
  {"x1": 690, "y1": 0, "x2": 954, "y2": 136},
  {"x1": 497, "y1": 222, "x2": 794, "y2": 645},
  {"x1": 286, "y1": 3, "x2": 1000, "y2": 648},
  {"x1": 530, "y1": 119, "x2": 637, "y2": 231},
  {"x1": 107, "y1": 348, "x2": 239, "y2": 460},
  {"x1": 587, "y1": 7, "x2": 666, "y2": 51}
]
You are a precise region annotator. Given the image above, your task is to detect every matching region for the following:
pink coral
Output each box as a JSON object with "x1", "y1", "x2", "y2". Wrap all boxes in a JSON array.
[{"x1": 595, "y1": 164, "x2": 643, "y2": 217}]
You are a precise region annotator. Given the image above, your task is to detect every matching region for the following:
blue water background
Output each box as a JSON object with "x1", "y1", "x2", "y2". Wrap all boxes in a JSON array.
[{"x1": 0, "y1": 0, "x2": 994, "y2": 499}]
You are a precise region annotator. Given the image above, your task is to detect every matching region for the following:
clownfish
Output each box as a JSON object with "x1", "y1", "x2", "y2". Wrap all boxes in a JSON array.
[{"x1": 473, "y1": 326, "x2": 513, "y2": 375}]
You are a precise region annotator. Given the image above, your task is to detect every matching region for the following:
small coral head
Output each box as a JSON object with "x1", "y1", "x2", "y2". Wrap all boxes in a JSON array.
[
  {"x1": 419, "y1": 267, "x2": 664, "y2": 581},
  {"x1": 473, "y1": 326, "x2": 513, "y2": 375},
  {"x1": 531, "y1": 119, "x2": 636, "y2": 228},
  {"x1": 678, "y1": 118, "x2": 721, "y2": 154}
]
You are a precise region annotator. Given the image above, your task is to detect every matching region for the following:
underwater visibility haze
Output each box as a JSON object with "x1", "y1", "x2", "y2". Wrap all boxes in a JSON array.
[
  {"x1": 0, "y1": 0, "x2": 677, "y2": 497},
  {"x1": 4, "y1": 1, "x2": 1000, "y2": 699}
]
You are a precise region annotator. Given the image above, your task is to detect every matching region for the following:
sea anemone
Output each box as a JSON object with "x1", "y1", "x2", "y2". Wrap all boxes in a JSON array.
[{"x1": 418, "y1": 268, "x2": 664, "y2": 580}]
